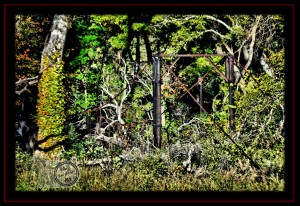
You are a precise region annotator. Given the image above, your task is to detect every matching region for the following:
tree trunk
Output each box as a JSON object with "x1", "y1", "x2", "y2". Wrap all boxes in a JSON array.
[
  {"x1": 40, "y1": 15, "x2": 69, "y2": 73},
  {"x1": 141, "y1": 31, "x2": 152, "y2": 62},
  {"x1": 35, "y1": 15, "x2": 69, "y2": 160}
]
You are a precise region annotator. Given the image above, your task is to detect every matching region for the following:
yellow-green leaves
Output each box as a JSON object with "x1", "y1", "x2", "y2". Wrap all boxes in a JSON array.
[{"x1": 37, "y1": 57, "x2": 67, "y2": 156}]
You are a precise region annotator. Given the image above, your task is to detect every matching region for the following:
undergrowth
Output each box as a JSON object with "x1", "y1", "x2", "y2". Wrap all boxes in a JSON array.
[{"x1": 15, "y1": 147, "x2": 284, "y2": 192}]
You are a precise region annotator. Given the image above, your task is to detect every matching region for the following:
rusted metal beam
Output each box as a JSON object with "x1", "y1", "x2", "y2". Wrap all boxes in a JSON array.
[
  {"x1": 161, "y1": 57, "x2": 180, "y2": 79},
  {"x1": 159, "y1": 54, "x2": 227, "y2": 57},
  {"x1": 159, "y1": 56, "x2": 260, "y2": 169},
  {"x1": 166, "y1": 64, "x2": 208, "y2": 113},
  {"x1": 231, "y1": 57, "x2": 261, "y2": 86},
  {"x1": 205, "y1": 56, "x2": 228, "y2": 82},
  {"x1": 157, "y1": 54, "x2": 260, "y2": 169},
  {"x1": 179, "y1": 69, "x2": 211, "y2": 99}
]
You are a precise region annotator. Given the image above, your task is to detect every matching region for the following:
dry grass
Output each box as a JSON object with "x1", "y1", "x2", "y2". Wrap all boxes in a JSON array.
[{"x1": 15, "y1": 163, "x2": 284, "y2": 192}]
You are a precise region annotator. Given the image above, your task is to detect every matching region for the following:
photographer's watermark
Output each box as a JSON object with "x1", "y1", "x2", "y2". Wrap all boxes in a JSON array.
[
  {"x1": 33, "y1": 158, "x2": 80, "y2": 189},
  {"x1": 54, "y1": 161, "x2": 80, "y2": 187}
]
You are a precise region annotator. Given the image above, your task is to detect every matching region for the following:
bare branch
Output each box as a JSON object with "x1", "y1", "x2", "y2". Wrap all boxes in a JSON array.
[
  {"x1": 237, "y1": 29, "x2": 254, "y2": 62},
  {"x1": 203, "y1": 15, "x2": 233, "y2": 31},
  {"x1": 15, "y1": 77, "x2": 39, "y2": 95},
  {"x1": 15, "y1": 85, "x2": 28, "y2": 95},
  {"x1": 151, "y1": 15, "x2": 196, "y2": 30},
  {"x1": 116, "y1": 57, "x2": 132, "y2": 127},
  {"x1": 212, "y1": 93, "x2": 220, "y2": 112},
  {"x1": 178, "y1": 117, "x2": 201, "y2": 137},
  {"x1": 259, "y1": 54, "x2": 273, "y2": 78},
  {"x1": 101, "y1": 120, "x2": 119, "y2": 135},
  {"x1": 29, "y1": 79, "x2": 39, "y2": 85},
  {"x1": 100, "y1": 86, "x2": 118, "y2": 105},
  {"x1": 15, "y1": 76, "x2": 39, "y2": 86},
  {"x1": 203, "y1": 29, "x2": 230, "y2": 39},
  {"x1": 222, "y1": 42, "x2": 234, "y2": 56},
  {"x1": 101, "y1": 104, "x2": 117, "y2": 109},
  {"x1": 93, "y1": 119, "x2": 124, "y2": 147},
  {"x1": 242, "y1": 15, "x2": 262, "y2": 75},
  {"x1": 120, "y1": 58, "x2": 131, "y2": 104},
  {"x1": 279, "y1": 104, "x2": 285, "y2": 134}
]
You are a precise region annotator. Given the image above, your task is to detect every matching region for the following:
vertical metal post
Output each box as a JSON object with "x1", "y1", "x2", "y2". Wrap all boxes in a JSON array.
[
  {"x1": 152, "y1": 57, "x2": 157, "y2": 144},
  {"x1": 226, "y1": 56, "x2": 234, "y2": 129},
  {"x1": 152, "y1": 55, "x2": 162, "y2": 148}
]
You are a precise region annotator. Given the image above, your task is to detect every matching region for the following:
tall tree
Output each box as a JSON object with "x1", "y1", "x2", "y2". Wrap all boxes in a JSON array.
[{"x1": 34, "y1": 15, "x2": 70, "y2": 159}]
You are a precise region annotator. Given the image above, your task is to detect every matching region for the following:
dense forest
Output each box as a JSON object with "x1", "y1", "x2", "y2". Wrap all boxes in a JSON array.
[{"x1": 15, "y1": 13, "x2": 285, "y2": 191}]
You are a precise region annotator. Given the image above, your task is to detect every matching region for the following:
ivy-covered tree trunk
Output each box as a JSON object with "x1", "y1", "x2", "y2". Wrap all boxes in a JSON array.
[{"x1": 35, "y1": 15, "x2": 69, "y2": 159}]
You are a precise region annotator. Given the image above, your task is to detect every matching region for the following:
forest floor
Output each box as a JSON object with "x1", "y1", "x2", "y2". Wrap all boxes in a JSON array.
[{"x1": 15, "y1": 150, "x2": 284, "y2": 192}]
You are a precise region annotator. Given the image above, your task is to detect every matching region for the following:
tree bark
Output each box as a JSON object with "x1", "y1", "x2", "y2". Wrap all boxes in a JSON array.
[{"x1": 40, "y1": 15, "x2": 69, "y2": 73}]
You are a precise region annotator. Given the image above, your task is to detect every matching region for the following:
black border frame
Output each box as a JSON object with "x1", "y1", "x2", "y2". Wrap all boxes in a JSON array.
[{"x1": 2, "y1": 2, "x2": 296, "y2": 203}]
